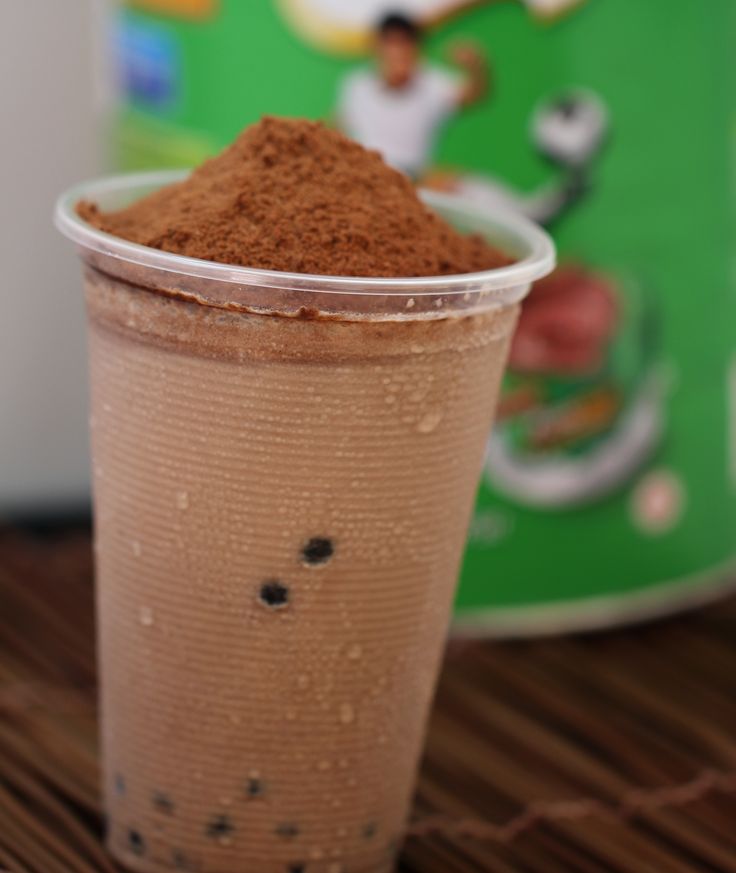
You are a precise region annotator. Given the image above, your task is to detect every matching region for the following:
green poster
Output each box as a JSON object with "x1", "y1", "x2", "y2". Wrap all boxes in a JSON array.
[{"x1": 109, "y1": 0, "x2": 736, "y2": 633}]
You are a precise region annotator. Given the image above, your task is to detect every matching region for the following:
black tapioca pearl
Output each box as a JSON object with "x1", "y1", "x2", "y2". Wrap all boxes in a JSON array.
[
  {"x1": 114, "y1": 773, "x2": 126, "y2": 796},
  {"x1": 363, "y1": 821, "x2": 377, "y2": 839},
  {"x1": 205, "y1": 814, "x2": 234, "y2": 839},
  {"x1": 128, "y1": 829, "x2": 145, "y2": 856},
  {"x1": 246, "y1": 777, "x2": 264, "y2": 798},
  {"x1": 259, "y1": 580, "x2": 290, "y2": 608},
  {"x1": 152, "y1": 791, "x2": 174, "y2": 814},
  {"x1": 287, "y1": 865, "x2": 305, "y2": 873},
  {"x1": 301, "y1": 537, "x2": 334, "y2": 566},
  {"x1": 275, "y1": 822, "x2": 300, "y2": 839}
]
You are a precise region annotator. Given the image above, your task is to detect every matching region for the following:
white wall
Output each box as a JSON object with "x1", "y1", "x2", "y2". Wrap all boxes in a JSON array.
[{"x1": 0, "y1": 1, "x2": 105, "y2": 512}]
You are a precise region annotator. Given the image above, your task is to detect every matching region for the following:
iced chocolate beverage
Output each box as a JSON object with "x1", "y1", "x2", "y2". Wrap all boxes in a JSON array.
[{"x1": 57, "y1": 119, "x2": 554, "y2": 873}]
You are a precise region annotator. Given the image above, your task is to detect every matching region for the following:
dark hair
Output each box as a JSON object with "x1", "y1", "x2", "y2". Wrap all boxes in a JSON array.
[{"x1": 376, "y1": 12, "x2": 422, "y2": 42}]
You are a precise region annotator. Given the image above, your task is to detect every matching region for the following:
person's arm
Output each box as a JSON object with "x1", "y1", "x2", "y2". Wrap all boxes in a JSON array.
[{"x1": 448, "y1": 42, "x2": 491, "y2": 107}]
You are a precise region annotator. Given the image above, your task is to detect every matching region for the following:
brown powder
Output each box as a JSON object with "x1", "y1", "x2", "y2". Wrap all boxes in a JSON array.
[{"x1": 77, "y1": 116, "x2": 510, "y2": 278}]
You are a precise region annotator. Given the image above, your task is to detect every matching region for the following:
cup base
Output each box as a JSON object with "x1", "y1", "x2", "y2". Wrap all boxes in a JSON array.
[{"x1": 108, "y1": 835, "x2": 398, "y2": 873}]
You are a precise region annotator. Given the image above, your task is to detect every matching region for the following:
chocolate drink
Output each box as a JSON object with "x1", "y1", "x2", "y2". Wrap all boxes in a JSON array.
[
  {"x1": 86, "y1": 267, "x2": 518, "y2": 873},
  {"x1": 57, "y1": 117, "x2": 554, "y2": 873}
]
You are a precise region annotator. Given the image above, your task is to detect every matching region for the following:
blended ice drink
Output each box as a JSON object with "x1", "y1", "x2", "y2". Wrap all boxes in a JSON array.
[{"x1": 56, "y1": 118, "x2": 553, "y2": 873}]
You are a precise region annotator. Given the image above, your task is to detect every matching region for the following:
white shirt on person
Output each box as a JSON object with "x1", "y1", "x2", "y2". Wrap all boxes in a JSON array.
[{"x1": 338, "y1": 65, "x2": 461, "y2": 177}]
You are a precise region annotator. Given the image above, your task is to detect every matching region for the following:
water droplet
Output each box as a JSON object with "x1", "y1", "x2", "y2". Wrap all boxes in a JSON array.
[
  {"x1": 339, "y1": 703, "x2": 355, "y2": 725},
  {"x1": 336, "y1": 827, "x2": 348, "y2": 838},
  {"x1": 285, "y1": 709, "x2": 297, "y2": 722},
  {"x1": 328, "y1": 862, "x2": 343, "y2": 873},
  {"x1": 410, "y1": 343, "x2": 424, "y2": 354},
  {"x1": 377, "y1": 734, "x2": 387, "y2": 745},
  {"x1": 296, "y1": 674, "x2": 310, "y2": 690},
  {"x1": 405, "y1": 297, "x2": 415, "y2": 309},
  {"x1": 347, "y1": 644, "x2": 362, "y2": 661},
  {"x1": 417, "y1": 410, "x2": 443, "y2": 434},
  {"x1": 338, "y1": 758, "x2": 349, "y2": 769},
  {"x1": 176, "y1": 490, "x2": 189, "y2": 510},
  {"x1": 309, "y1": 847, "x2": 325, "y2": 861},
  {"x1": 317, "y1": 760, "x2": 331, "y2": 772},
  {"x1": 385, "y1": 395, "x2": 396, "y2": 405},
  {"x1": 228, "y1": 713, "x2": 242, "y2": 725},
  {"x1": 139, "y1": 606, "x2": 154, "y2": 626},
  {"x1": 131, "y1": 540, "x2": 142, "y2": 557}
]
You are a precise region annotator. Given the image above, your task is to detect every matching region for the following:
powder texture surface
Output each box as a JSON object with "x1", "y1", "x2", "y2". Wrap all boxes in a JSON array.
[{"x1": 77, "y1": 117, "x2": 510, "y2": 278}]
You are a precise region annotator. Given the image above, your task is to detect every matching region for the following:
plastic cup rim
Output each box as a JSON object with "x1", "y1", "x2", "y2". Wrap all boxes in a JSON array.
[{"x1": 54, "y1": 168, "x2": 556, "y2": 300}]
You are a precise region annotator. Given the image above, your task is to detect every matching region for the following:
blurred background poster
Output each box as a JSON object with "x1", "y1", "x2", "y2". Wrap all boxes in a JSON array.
[{"x1": 3, "y1": 0, "x2": 735, "y2": 632}]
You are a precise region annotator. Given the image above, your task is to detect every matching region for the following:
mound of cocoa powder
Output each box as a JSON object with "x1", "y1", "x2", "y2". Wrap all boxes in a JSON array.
[{"x1": 77, "y1": 117, "x2": 510, "y2": 278}]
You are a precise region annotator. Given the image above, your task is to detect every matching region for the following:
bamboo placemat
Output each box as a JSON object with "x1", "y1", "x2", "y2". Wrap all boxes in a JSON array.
[{"x1": 1, "y1": 524, "x2": 735, "y2": 873}]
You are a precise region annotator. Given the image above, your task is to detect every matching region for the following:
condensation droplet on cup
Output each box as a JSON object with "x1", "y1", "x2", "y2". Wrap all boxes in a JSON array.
[
  {"x1": 317, "y1": 759, "x2": 331, "y2": 772},
  {"x1": 410, "y1": 344, "x2": 424, "y2": 354},
  {"x1": 131, "y1": 540, "x2": 142, "y2": 557},
  {"x1": 347, "y1": 644, "x2": 362, "y2": 661},
  {"x1": 417, "y1": 410, "x2": 443, "y2": 434},
  {"x1": 296, "y1": 674, "x2": 310, "y2": 690},
  {"x1": 285, "y1": 708, "x2": 297, "y2": 722},
  {"x1": 339, "y1": 703, "x2": 355, "y2": 725},
  {"x1": 228, "y1": 713, "x2": 242, "y2": 725},
  {"x1": 176, "y1": 490, "x2": 189, "y2": 510},
  {"x1": 139, "y1": 606, "x2": 154, "y2": 627},
  {"x1": 329, "y1": 859, "x2": 344, "y2": 872},
  {"x1": 405, "y1": 297, "x2": 415, "y2": 309},
  {"x1": 336, "y1": 826, "x2": 348, "y2": 838},
  {"x1": 310, "y1": 847, "x2": 325, "y2": 861}
]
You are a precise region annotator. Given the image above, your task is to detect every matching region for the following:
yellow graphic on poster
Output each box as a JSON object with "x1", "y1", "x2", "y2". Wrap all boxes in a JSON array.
[
  {"x1": 278, "y1": 0, "x2": 584, "y2": 54},
  {"x1": 126, "y1": 0, "x2": 217, "y2": 21}
]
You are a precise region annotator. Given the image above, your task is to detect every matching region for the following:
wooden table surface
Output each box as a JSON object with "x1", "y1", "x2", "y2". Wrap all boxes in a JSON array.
[{"x1": 1, "y1": 524, "x2": 735, "y2": 873}]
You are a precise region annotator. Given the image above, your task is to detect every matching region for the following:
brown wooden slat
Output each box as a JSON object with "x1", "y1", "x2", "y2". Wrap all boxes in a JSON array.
[{"x1": 1, "y1": 525, "x2": 735, "y2": 873}]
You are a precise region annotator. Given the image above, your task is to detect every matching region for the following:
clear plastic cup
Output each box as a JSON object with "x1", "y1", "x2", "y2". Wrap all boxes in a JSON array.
[{"x1": 56, "y1": 171, "x2": 554, "y2": 873}]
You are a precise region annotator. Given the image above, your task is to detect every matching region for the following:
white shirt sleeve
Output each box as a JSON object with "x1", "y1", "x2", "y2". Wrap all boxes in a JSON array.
[
  {"x1": 337, "y1": 70, "x2": 362, "y2": 133},
  {"x1": 424, "y1": 66, "x2": 463, "y2": 122}
]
